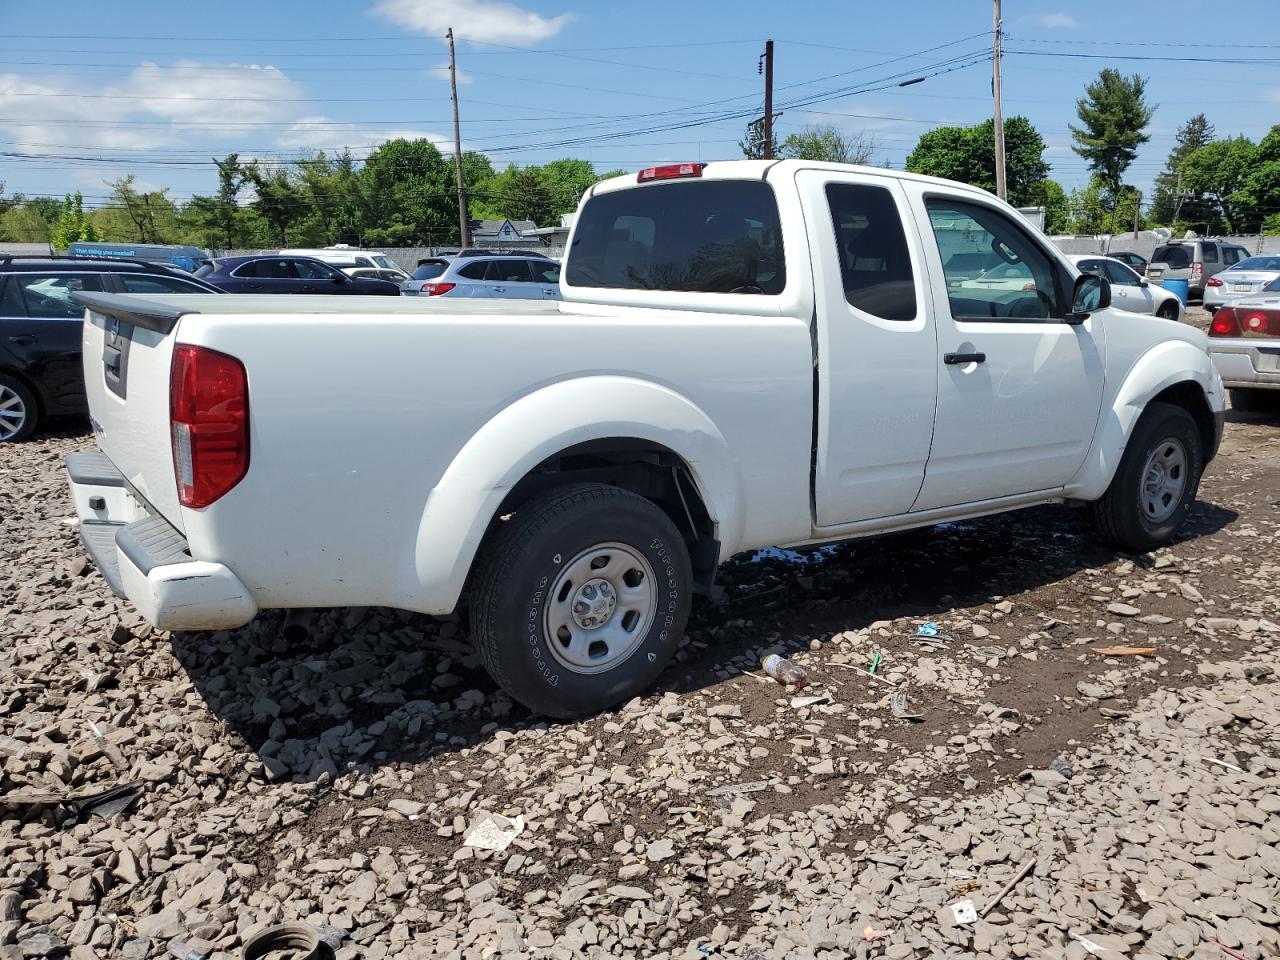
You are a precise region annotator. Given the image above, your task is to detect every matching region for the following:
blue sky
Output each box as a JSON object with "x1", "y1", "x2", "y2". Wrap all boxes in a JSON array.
[{"x1": 2, "y1": 0, "x2": 1277, "y2": 211}]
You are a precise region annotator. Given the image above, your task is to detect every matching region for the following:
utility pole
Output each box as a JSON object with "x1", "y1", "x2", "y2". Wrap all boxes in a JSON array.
[
  {"x1": 447, "y1": 28, "x2": 470, "y2": 248},
  {"x1": 1132, "y1": 191, "x2": 1142, "y2": 238},
  {"x1": 762, "y1": 40, "x2": 774, "y2": 160},
  {"x1": 992, "y1": 0, "x2": 1006, "y2": 202}
]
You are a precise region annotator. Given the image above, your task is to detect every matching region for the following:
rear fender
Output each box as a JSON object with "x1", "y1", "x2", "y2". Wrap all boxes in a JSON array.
[
  {"x1": 411, "y1": 376, "x2": 744, "y2": 614},
  {"x1": 1066, "y1": 340, "x2": 1225, "y2": 500}
]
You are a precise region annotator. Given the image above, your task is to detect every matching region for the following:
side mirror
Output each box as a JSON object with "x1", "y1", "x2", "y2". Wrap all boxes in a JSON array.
[
  {"x1": 1066, "y1": 273, "x2": 1110, "y2": 324},
  {"x1": 332, "y1": 274, "x2": 347, "y2": 284},
  {"x1": 1139, "y1": 277, "x2": 1149, "y2": 287}
]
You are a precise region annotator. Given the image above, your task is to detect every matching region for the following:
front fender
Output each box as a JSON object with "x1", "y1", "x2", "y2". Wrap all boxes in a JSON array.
[
  {"x1": 1066, "y1": 339, "x2": 1225, "y2": 500},
  {"x1": 410, "y1": 376, "x2": 745, "y2": 614}
]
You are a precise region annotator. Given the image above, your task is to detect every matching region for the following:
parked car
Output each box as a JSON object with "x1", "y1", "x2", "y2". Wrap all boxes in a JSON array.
[
  {"x1": 66, "y1": 158, "x2": 1223, "y2": 719},
  {"x1": 1071, "y1": 255, "x2": 1181, "y2": 320},
  {"x1": 0, "y1": 255, "x2": 220, "y2": 442},
  {"x1": 1203, "y1": 255, "x2": 1280, "y2": 313},
  {"x1": 956, "y1": 260, "x2": 1037, "y2": 296},
  {"x1": 1106, "y1": 251, "x2": 1148, "y2": 276},
  {"x1": 348, "y1": 267, "x2": 411, "y2": 283},
  {"x1": 400, "y1": 254, "x2": 561, "y2": 299},
  {"x1": 1208, "y1": 276, "x2": 1280, "y2": 411},
  {"x1": 1145, "y1": 239, "x2": 1251, "y2": 300},
  {"x1": 195, "y1": 256, "x2": 400, "y2": 295}
]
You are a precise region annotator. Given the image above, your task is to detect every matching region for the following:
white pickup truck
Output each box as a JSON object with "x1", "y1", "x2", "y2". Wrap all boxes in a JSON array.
[{"x1": 68, "y1": 159, "x2": 1224, "y2": 718}]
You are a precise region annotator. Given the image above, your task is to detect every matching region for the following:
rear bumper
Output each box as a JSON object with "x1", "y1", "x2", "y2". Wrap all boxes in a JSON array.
[
  {"x1": 66, "y1": 451, "x2": 257, "y2": 631},
  {"x1": 1210, "y1": 338, "x2": 1280, "y2": 390}
]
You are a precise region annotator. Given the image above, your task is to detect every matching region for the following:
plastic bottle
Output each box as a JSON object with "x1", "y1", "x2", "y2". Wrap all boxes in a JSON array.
[{"x1": 760, "y1": 654, "x2": 808, "y2": 688}]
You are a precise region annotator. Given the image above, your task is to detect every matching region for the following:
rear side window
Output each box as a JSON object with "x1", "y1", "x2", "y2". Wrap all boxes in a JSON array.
[
  {"x1": 530, "y1": 260, "x2": 561, "y2": 283},
  {"x1": 825, "y1": 183, "x2": 915, "y2": 321},
  {"x1": 13, "y1": 274, "x2": 104, "y2": 319},
  {"x1": 1152, "y1": 246, "x2": 1192, "y2": 269},
  {"x1": 567, "y1": 180, "x2": 786, "y2": 294},
  {"x1": 457, "y1": 261, "x2": 488, "y2": 281},
  {"x1": 1201, "y1": 242, "x2": 1218, "y2": 263},
  {"x1": 488, "y1": 260, "x2": 531, "y2": 282}
]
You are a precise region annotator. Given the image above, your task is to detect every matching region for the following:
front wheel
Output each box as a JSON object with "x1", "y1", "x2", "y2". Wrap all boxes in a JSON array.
[
  {"x1": 1090, "y1": 401, "x2": 1203, "y2": 553},
  {"x1": 470, "y1": 482, "x2": 692, "y2": 719},
  {"x1": 1156, "y1": 300, "x2": 1180, "y2": 321}
]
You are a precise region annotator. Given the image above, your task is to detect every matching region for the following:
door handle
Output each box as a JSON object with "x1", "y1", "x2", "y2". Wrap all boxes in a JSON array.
[
  {"x1": 7, "y1": 335, "x2": 36, "y2": 346},
  {"x1": 492, "y1": 286, "x2": 506, "y2": 293},
  {"x1": 944, "y1": 351, "x2": 986, "y2": 365}
]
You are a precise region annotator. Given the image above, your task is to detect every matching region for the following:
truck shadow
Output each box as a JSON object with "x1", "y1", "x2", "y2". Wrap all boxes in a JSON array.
[{"x1": 169, "y1": 497, "x2": 1237, "y2": 783}]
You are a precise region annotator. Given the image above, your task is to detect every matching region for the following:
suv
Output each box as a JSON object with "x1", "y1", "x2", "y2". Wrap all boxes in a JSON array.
[
  {"x1": 401, "y1": 255, "x2": 561, "y2": 300},
  {"x1": 1146, "y1": 239, "x2": 1251, "y2": 300},
  {"x1": 0, "y1": 256, "x2": 220, "y2": 442}
]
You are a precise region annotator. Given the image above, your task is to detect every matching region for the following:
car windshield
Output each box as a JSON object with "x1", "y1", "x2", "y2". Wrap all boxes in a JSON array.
[
  {"x1": 412, "y1": 262, "x2": 447, "y2": 280},
  {"x1": 1234, "y1": 256, "x2": 1280, "y2": 271},
  {"x1": 1152, "y1": 245, "x2": 1192, "y2": 268},
  {"x1": 373, "y1": 255, "x2": 395, "y2": 270}
]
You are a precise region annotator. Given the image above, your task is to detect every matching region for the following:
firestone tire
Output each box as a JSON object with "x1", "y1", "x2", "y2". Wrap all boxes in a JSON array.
[
  {"x1": 1090, "y1": 401, "x2": 1203, "y2": 554},
  {"x1": 470, "y1": 482, "x2": 692, "y2": 720}
]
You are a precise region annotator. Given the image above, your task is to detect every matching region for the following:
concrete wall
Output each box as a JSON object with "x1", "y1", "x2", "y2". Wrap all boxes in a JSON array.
[{"x1": 1048, "y1": 234, "x2": 1280, "y2": 258}]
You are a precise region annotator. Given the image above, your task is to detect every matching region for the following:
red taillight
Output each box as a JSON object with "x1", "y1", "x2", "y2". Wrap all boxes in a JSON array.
[
  {"x1": 170, "y1": 344, "x2": 249, "y2": 508},
  {"x1": 1241, "y1": 310, "x2": 1274, "y2": 335},
  {"x1": 637, "y1": 162, "x2": 704, "y2": 183},
  {"x1": 1206, "y1": 276, "x2": 1223, "y2": 287},
  {"x1": 1210, "y1": 308, "x2": 1241, "y2": 337},
  {"x1": 1191, "y1": 261, "x2": 1204, "y2": 281},
  {"x1": 422, "y1": 282, "x2": 455, "y2": 296}
]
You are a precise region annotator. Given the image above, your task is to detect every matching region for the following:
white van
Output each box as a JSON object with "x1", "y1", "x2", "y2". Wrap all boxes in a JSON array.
[{"x1": 277, "y1": 246, "x2": 408, "y2": 281}]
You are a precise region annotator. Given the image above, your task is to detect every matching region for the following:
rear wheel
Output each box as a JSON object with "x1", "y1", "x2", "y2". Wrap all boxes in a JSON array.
[
  {"x1": 1230, "y1": 388, "x2": 1279, "y2": 413},
  {"x1": 470, "y1": 482, "x2": 692, "y2": 719},
  {"x1": 0, "y1": 375, "x2": 38, "y2": 443},
  {"x1": 1090, "y1": 401, "x2": 1203, "y2": 553}
]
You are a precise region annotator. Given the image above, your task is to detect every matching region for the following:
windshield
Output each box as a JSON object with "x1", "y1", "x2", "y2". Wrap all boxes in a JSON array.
[
  {"x1": 567, "y1": 180, "x2": 786, "y2": 294},
  {"x1": 1152, "y1": 245, "x2": 1192, "y2": 268},
  {"x1": 194, "y1": 263, "x2": 215, "y2": 278},
  {"x1": 1234, "y1": 256, "x2": 1280, "y2": 272},
  {"x1": 411, "y1": 261, "x2": 447, "y2": 280},
  {"x1": 373, "y1": 255, "x2": 395, "y2": 269}
]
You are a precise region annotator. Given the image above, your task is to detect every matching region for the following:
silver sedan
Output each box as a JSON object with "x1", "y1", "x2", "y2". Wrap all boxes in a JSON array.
[
  {"x1": 1071, "y1": 255, "x2": 1183, "y2": 321},
  {"x1": 1204, "y1": 255, "x2": 1280, "y2": 312}
]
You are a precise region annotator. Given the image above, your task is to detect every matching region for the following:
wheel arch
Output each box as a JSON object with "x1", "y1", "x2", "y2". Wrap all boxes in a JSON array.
[
  {"x1": 410, "y1": 376, "x2": 745, "y2": 614},
  {"x1": 1066, "y1": 340, "x2": 1224, "y2": 501}
]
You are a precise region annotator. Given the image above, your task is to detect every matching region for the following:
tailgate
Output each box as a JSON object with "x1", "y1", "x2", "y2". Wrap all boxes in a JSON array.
[{"x1": 74, "y1": 291, "x2": 195, "y2": 531}]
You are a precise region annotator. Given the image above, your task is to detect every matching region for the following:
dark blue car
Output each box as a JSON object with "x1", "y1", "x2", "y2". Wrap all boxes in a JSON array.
[{"x1": 195, "y1": 255, "x2": 401, "y2": 295}]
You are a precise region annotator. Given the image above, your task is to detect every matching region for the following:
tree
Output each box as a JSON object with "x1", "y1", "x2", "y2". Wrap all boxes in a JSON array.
[
  {"x1": 50, "y1": 193, "x2": 99, "y2": 249},
  {"x1": 503, "y1": 167, "x2": 556, "y2": 226},
  {"x1": 739, "y1": 119, "x2": 778, "y2": 160},
  {"x1": 1070, "y1": 69, "x2": 1154, "y2": 196},
  {"x1": 539, "y1": 158, "x2": 603, "y2": 219},
  {"x1": 1026, "y1": 178, "x2": 1069, "y2": 234},
  {"x1": 102, "y1": 176, "x2": 180, "y2": 243},
  {"x1": 0, "y1": 203, "x2": 52, "y2": 243},
  {"x1": 781, "y1": 126, "x2": 877, "y2": 165},
  {"x1": 1149, "y1": 114, "x2": 1215, "y2": 225},
  {"x1": 1182, "y1": 136, "x2": 1260, "y2": 234},
  {"x1": 905, "y1": 117, "x2": 1050, "y2": 206},
  {"x1": 244, "y1": 164, "x2": 306, "y2": 246},
  {"x1": 359, "y1": 138, "x2": 456, "y2": 245}
]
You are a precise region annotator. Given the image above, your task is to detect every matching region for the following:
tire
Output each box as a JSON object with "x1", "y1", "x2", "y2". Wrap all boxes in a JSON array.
[
  {"x1": 0, "y1": 374, "x2": 38, "y2": 443},
  {"x1": 1230, "y1": 388, "x2": 1279, "y2": 413},
  {"x1": 1156, "y1": 300, "x2": 1180, "y2": 321},
  {"x1": 1090, "y1": 401, "x2": 1203, "y2": 553},
  {"x1": 470, "y1": 482, "x2": 692, "y2": 719}
]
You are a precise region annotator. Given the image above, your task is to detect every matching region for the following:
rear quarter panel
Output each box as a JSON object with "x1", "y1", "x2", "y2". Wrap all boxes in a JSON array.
[{"x1": 177, "y1": 306, "x2": 814, "y2": 612}]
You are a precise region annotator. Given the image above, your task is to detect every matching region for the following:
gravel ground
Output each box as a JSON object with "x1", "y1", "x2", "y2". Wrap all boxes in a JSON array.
[{"x1": 2, "y1": 372, "x2": 1278, "y2": 960}]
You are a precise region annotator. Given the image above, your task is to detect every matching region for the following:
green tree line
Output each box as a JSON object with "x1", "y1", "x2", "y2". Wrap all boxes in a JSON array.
[{"x1": 0, "y1": 142, "x2": 624, "y2": 249}]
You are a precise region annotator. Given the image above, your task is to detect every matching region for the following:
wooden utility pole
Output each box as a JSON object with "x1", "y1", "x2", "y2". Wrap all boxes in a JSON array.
[
  {"x1": 447, "y1": 28, "x2": 470, "y2": 247},
  {"x1": 992, "y1": 0, "x2": 1006, "y2": 202},
  {"x1": 762, "y1": 40, "x2": 774, "y2": 159},
  {"x1": 1133, "y1": 191, "x2": 1142, "y2": 238}
]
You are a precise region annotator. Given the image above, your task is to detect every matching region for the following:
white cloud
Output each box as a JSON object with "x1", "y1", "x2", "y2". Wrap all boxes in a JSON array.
[
  {"x1": 373, "y1": 0, "x2": 571, "y2": 46},
  {"x1": 0, "y1": 62, "x2": 302, "y2": 151},
  {"x1": 1032, "y1": 12, "x2": 1077, "y2": 29},
  {"x1": 275, "y1": 116, "x2": 456, "y2": 153}
]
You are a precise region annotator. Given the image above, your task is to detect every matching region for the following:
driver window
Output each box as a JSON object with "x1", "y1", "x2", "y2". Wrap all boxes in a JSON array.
[
  {"x1": 926, "y1": 198, "x2": 1062, "y2": 322},
  {"x1": 1103, "y1": 260, "x2": 1139, "y2": 287}
]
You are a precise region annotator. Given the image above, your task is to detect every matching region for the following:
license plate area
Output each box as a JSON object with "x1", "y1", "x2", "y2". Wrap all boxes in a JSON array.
[{"x1": 1233, "y1": 284, "x2": 1251, "y2": 292}]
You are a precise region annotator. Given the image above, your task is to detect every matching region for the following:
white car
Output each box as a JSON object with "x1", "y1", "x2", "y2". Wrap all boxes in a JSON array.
[
  {"x1": 66, "y1": 158, "x2": 1224, "y2": 718},
  {"x1": 1071, "y1": 255, "x2": 1182, "y2": 321},
  {"x1": 1208, "y1": 279, "x2": 1280, "y2": 411},
  {"x1": 1203, "y1": 255, "x2": 1280, "y2": 313},
  {"x1": 956, "y1": 260, "x2": 1037, "y2": 294},
  {"x1": 278, "y1": 247, "x2": 409, "y2": 281}
]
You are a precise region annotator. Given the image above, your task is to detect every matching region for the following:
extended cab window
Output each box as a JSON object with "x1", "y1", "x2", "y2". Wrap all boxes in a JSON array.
[
  {"x1": 926, "y1": 199, "x2": 1061, "y2": 321},
  {"x1": 825, "y1": 183, "x2": 915, "y2": 321},
  {"x1": 567, "y1": 180, "x2": 785, "y2": 294}
]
